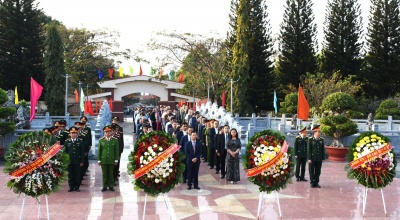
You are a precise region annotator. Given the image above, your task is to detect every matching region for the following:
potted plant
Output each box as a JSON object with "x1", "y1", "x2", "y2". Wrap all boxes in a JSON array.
[{"x1": 320, "y1": 92, "x2": 359, "y2": 162}]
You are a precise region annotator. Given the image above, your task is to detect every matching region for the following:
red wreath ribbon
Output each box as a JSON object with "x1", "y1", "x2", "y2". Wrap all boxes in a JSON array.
[
  {"x1": 9, "y1": 142, "x2": 62, "y2": 179},
  {"x1": 349, "y1": 143, "x2": 393, "y2": 169},
  {"x1": 134, "y1": 143, "x2": 180, "y2": 179},
  {"x1": 246, "y1": 141, "x2": 289, "y2": 177}
]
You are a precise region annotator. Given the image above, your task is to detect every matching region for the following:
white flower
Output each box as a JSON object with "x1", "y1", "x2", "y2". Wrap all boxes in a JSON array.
[
  {"x1": 155, "y1": 179, "x2": 160, "y2": 183},
  {"x1": 154, "y1": 144, "x2": 158, "y2": 148},
  {"x1": 159, "y1": 147, "x2": 163, "y2": 151},
  {"x1": 152, "y1": 152, "x2": 156, "y2": 157}
]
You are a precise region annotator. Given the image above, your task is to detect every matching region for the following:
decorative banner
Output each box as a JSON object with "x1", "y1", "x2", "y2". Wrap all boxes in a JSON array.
[
  {"x1": 134, "y1": 143, "x2": 180, "y2": 179},
  {"x1": 9, "y1": 143, "x2": 63, "y2": 179},
  {"x1": 349, "y1": 143, "x2": 393, "y2": 169},
  {"x1": 246, "y1": 141, "x2": 289, "y2": 177}
]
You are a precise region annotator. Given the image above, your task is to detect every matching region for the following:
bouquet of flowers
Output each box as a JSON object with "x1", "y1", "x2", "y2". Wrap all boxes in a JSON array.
[
  {"x1": 346, "y1": 131, "x2": 397, "y2": 188},
  {"x1": 128, "y1": 131, "x2": 185, "y2": 196},
  {"x1": 244, "y1": 130, "x2": 294, "y2": 193},
  {"x1": 3, "y1": 131, "x2": 69, "y2": 198}
]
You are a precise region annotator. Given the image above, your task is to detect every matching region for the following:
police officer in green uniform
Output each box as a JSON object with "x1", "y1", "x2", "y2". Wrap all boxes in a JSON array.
[
  {"x1": 64, "y1": 126, "x2": 84, "y2": 192},
  {"x1": 307, "y1": 125, "x2": 325, "y2": 188},
  {"x1": 98, "y1": 125, "x2": 119, "y2": 192},
  {"x1": 294, "y1": 127, "x2": 308, "y2": 182}
]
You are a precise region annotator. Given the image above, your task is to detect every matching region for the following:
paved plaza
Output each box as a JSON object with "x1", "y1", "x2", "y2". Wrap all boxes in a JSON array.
[{"x1": 1, "y1": 118, "x2": 400, "y2": 219}]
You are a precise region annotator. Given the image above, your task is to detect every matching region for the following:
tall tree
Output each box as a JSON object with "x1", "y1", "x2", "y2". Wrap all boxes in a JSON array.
[
  {"x1": 321, "y1": 0, "x2": 363, "y2": 77},
  {"x1": 44, "y1": 22, "x2": 66, "y2": 116},
  {"x1": 364, "y1": 0, "x2": 400, "y2": 98},
  {"x1": 275, "y1": 0, "x2": 318, "y2": 88},
  {"x1": 247, "y1": 0, "x2": 275, "y2": 113},
  {"x1": 0, "y1": 0, "x2": 45, "y2": 100},
  {"x1": 229, "y1": 0, "x2": 251, "y2": 115}
]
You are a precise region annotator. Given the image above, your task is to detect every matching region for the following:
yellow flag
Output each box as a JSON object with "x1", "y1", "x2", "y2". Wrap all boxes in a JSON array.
[
  {"x1": 119, "y1": 67, "x2": 124, "y2": 77},
  {"x1": 15, "y1": 86, "x2": 18, "y2": 104}
]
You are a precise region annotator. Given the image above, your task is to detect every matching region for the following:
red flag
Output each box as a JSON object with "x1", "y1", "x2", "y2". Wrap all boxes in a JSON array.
[
  {"x1": 177, "y1": 74, "x2": 184, "y2": 83},
  {"x1": 86, "y1": 100, "x2": 94, "y2": 116},
  {"x1": 297, "y1": 84, "x2": 310, "y2": 120},
  {"x1": 83, "y1": 100, "x2": 87, "y2": 115},
  {"x1": 109, "y1": 98, "x2": 113, "y2": 111},
  {"x1": 30, "y1": 77, "x2": 43, "y2": 122},
  {"x1": 139, "y1": 65, "x2": 143, "y2": 76},
  {"x1": 108, "y1": 68, "x2": 114, "y2": 79},
  {"x1": 74, "y1": 89, "x2": 79, "y2": 103},
  {"x1": 221, "y1": 90, "x2": 226, "y2": 107},
  {"x1": 95, "y1": 101, "x2": 99, "y2": 114}
]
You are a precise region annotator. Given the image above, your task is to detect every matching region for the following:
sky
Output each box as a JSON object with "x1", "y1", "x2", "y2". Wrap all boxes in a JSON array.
[{"x1": 37, "y1": 0, "x2": 371, "y2": 74}]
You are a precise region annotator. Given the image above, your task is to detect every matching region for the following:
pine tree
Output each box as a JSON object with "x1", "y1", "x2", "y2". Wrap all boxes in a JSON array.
[
  {"x1": 226, "y1": 0, "x2": 275, "y2": 114},
  {"x1": 0, "y1": 0, "x2": 45, "y2": 100},
  {"x1": 230, "y1": 0, "x2": 251, "y2": 115},
  {"x1": 276, "y1": 0, "x2": 318, "y2": 88},
  {"x1": 322, "y1": 0, "x2": 363, "y2": 77},
  {"x1": 247, "y1": 0, "x2": 275, "y2": 113},
  {"x1": 44, "y1": 22, "x2": 66, "y2": 116},
  {"x1": 364, "y1": 0, "x2": 400, "y2": 98}
]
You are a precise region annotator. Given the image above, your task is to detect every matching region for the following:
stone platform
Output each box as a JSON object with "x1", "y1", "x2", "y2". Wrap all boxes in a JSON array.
[{"x1": 1, "y1": 117, "x2": 399, "y2": 219}]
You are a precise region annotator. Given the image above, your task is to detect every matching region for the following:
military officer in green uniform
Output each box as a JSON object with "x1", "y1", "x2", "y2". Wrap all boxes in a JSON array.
[
  {"x1": 80, "y1": 116, "x2": 92, "y2": 175},
  {"x1": 294, "y1": 127, "x2": 308, "y2": 182},
  {"x1": 74, "y1": 121, "x2": 89, "y2": 182},
  {"x1": 58, "y1": 120, "x2": 69, "y2": 145},
  {"x1": 112, "y1": 116, "x2": 124, "y2": 178},
  {"x1": 98, "y1": 125, "x2": 119, "y2": 192},
  {"x1": 64, "y1": 126, "x2": 84, "y2": 192},
  {"x1": 307, "y1": 125, "x2": 325, "y2": 188}
]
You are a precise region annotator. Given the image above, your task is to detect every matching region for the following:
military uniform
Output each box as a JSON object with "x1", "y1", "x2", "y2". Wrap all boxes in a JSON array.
[
  {"x1": 307, "y1": 129, "x2": 325, "y2": 188},
  {"x1": 64, "y1": 130, "x2": 84, "y2": 191},
  {"x1": 112, "y1": 124, "x2": 124, "y2": 180},
  {"x1": 294, "y1": 134, "x2": 308, "y2": 181},
  {"x1": 98, "y1": 127, "x2": 119, "y2": 191}
]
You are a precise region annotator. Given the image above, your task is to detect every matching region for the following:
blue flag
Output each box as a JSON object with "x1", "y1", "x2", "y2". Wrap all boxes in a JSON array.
[
  {"x1": 98, "y1": 69, "x2": 103, "y2": 79},
  {"x1": 273, "y1": 90, "x2": 278, "y2": 114}
]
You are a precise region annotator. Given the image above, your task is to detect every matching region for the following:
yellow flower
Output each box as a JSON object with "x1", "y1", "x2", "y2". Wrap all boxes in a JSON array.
[
  {"x1": 363, "y1": 137, "x2": 370, "y2": 141},
  {"x1": 371, "y1": 138, "x2": 376, "y2": 142},
  {"x1": 376, "y1": 137, "x2": 381, "y2": 141},
  {"x1": 269, "y1": 154, "x2": 274, "y2": 159},
  {"x1": 262, "y1": 153, "x2": 268, "y2": 163},
  {"x1": 361, "y1": 164, "x2": 366, "y2": 168},
  {"x1": 356, "y1": 143, "x2": 361, "y2": 147},
  {"x1": 365, "y1": 140, "x2": 370, "y2": 144},
  {"x1": 274, "y1": 147, "x2": 279, "y2": 152},
  {"x1": 353, "y1": 152, "x2": 358, "y2": 157},
  {"x1": 359, "y1": 140, "x2": 366, "y2": 145},
  {"x1": 371, "y1": 134, "x2": 377, "y2": 139}
]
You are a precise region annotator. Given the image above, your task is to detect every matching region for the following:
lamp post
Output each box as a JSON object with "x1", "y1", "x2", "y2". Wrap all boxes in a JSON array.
[
  {"x1": 230, "y1": 77, "x2": 240, "y2": 114},
  {"x1": 65, "y1": 73, "x2": 69, "y2": 116},
  {"x1": 79, "y1": 81, "x2": 82, "y2": 117}
]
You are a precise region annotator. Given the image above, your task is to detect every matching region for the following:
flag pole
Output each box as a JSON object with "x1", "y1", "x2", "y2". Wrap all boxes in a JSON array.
[{"x1": 79, "y1": 81, "x2": 82, "y2": 117}]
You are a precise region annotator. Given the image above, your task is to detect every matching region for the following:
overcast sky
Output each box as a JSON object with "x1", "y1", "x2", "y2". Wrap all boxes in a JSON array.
[{"x1": 37, "y1": 0, "x2": 371, "y2": 74}]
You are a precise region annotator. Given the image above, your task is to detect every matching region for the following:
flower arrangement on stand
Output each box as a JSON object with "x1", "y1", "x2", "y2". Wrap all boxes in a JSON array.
[
  {"x1": 345, "y1": 131, "x2": 397, "y2": 188},
  {"x1": 244, "y1": 130, "x2": 294, "y2": 193},
  {"x1": 128, "y1": 130, "x2": 185, "y2": 196},
  {"x1": 3, "y1": 131, "x2": 69, "y2": 198}
]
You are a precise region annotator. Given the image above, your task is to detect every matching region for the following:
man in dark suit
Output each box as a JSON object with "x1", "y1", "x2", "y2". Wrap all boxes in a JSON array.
[
  {"x1": 179, "y1": 126, "x2": 193, "y2": 183},
  {"x1": 64, "y1": 126, "x2": 84, "y2": 192},
  {"x1": 308, "y1": 125, "x2": 325, "y2": 188},
  {"x1": 216, "y1": 124, "x2": 229, "y2": 179},
  {"x1": 197, "y1": 117, "x2": 207, "y2": 162},
  {"x1": 208, "y1": 120, "x2": 219, "y2": 169},
  {"x1": 176, "y1": 123, "x2": 188, "y2": 144},
  {"x1": 185, "y1": 131, "x2": 202, "y2": 190}
]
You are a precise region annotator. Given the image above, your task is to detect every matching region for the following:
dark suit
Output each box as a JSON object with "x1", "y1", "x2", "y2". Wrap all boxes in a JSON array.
[
  {"x1": 208, "y1": 127, "x2": 218, "y2": 168},
  {"x1": 216, "y1": 133, "x2": 229, "y2": 176},
  {"x1": 180, "y1": 134, "x2": 191, "y2": 181},
  {"x1": 307, "y1": 137, "x2": 325, "y2": 186},
  {"x1": 185, "y1": 139, "x2": 202, "y2": 188},
  {"x1": 198, "y1": 123, "x2": 207, "y2": 161},
  {"x1": 294, "y1": 135, "x2": 308, "y2": 180},
  {"x1": 64, "y1": 138, "x2": 84, "y2": 190},
  {"x1": 176, "y1": 130, "x2": 187, "y2": 144}
]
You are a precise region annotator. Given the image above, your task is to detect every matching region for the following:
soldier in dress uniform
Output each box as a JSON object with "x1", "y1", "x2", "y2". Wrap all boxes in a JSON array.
[
  {"x1": 74, "y1": 121, "x2": 89, "y2": 182},
  {"x1": 307, "y1": 125, "x2": 325, "y2": 188},
  {"x1": 294, "y1": 127, "x2": 308, "y2": 182},
  {"x1": 98, "y1": 125, "x2": 119, "y2": 192},
  {"x1": 80, "y1": 116, "x2": 92, "y2": 175},
  {"x1": 64, "y1": 126, "x2": 84, "y2": 192},
  {"x1": 58, "y1": 120, "x2": 69, "y2": 145},
  {"x1": 111, "y1": 123, "x2": 123, "y2": 181}
]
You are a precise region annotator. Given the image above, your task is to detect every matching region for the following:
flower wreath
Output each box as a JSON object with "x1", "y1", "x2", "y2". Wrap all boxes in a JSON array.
[
  {"x1": 345, "y1": 131, "x2": 397, "y2": 188},
  {"x1": 128, "y1": 130, "x2": 185, "y2": 196},
  {"x1": 243, "y1": 130, "x2": 294, "y2": 193},
  {"x1": 3, "y1": 131, "x2": 69, "y2": 198}
]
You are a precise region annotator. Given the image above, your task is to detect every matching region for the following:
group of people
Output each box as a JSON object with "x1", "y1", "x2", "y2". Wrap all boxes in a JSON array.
[
  {"x1": 43, "y1": 116, "x2": 124, "y2": 193},
  {"x1": 132, "y1": 103, "x2": 242, "y2": 190},
  {"x1": 294, "y1": 125, "x2": 325, "y2": 188}
]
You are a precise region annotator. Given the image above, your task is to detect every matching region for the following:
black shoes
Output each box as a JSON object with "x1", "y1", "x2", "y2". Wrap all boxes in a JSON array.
[
  {"x1": 101, "y1": 187, "x2": 107, "y2": 192},
  {"x1": 68, "y1": 188, "x2": 74, "y2": 192},
  {"x1": 215, "y1": 171, "x2": 219, "y2": 174},
  {"x1": 221, "y1": 175, "x2": 225, "y2": 179},
  {"x1": 209, "y1": 166, "x2": 214, "y2": 169},
  {"x1": 194, "y1": 186, "x2": 200, "y2": 190},
  {"x1": 296, "y1": 178, "x2": 300, "y2": 182},
  {"x1": 311, "y1": 183, "x2": 321, "y2": 188},
  {"x1": 182, "y1": 180, "x2": 187, "y2": 184},
  {"x1": 300, "y1": 178, "x2": 308, "y2": 182},
  {"x1": 187, "y1": 186, "x2": 192, "y2": 190},
  {"x1": 109, "y1": 187, "x2": 115, "y2": 191},
  {"x1": 75, "y1": 188, "x2": 80, "y2": 192}
]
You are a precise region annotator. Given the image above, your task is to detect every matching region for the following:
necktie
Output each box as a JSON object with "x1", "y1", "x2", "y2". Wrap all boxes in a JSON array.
[
  {"x1": 225, "y1": 134, "x2": 228, "y2": 141},
  {"x1": 192, "y1": 141, "x2": 195, "y2": 153}
]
